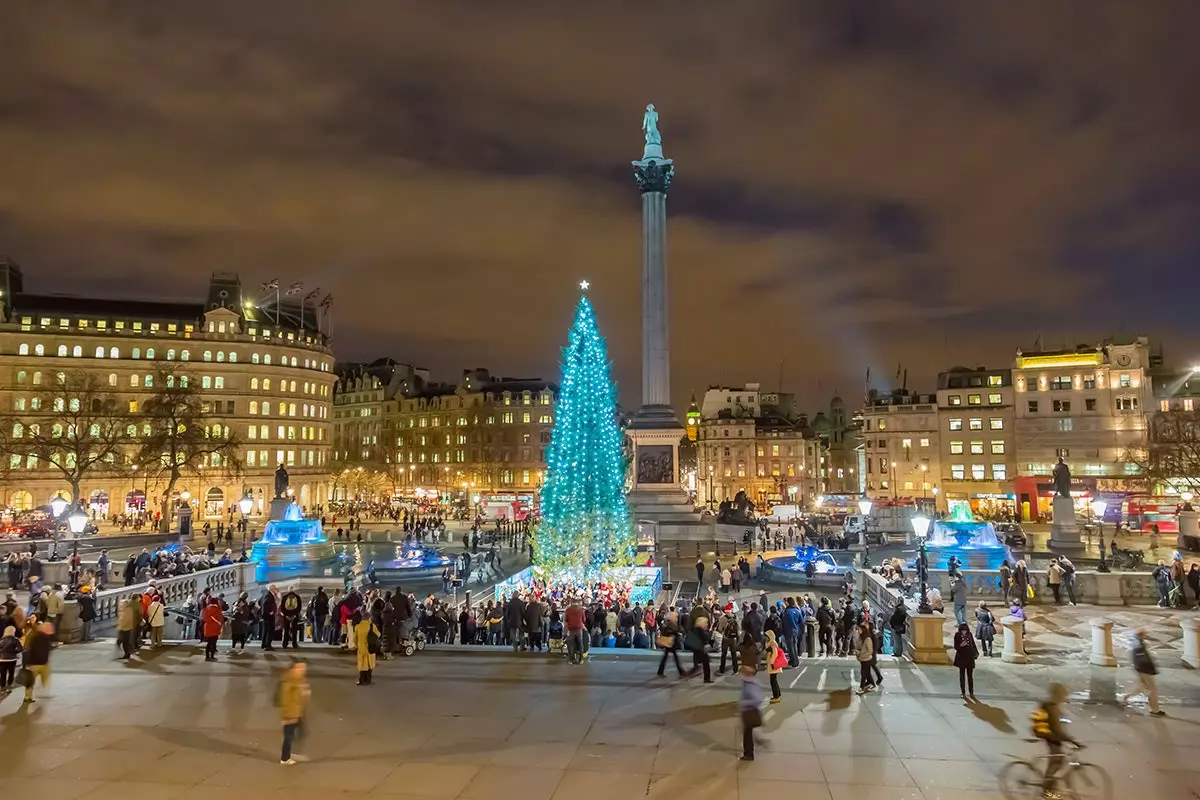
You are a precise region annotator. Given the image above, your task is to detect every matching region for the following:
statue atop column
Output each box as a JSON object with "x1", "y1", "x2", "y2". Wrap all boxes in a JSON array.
[
  {"x1": 274, "y1": 464, "x2": 290, "y2": 499},
  {"x1": 1051, "y1": 457, "x2": 1072, "y2": 497},
  {"x1": 642, "y1": 104, "x2": 661, "y2": 146}
]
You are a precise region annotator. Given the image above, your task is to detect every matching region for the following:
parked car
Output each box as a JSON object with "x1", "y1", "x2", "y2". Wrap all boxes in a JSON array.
[{"x1": 995, "y1": 522, "x2": 1026, "y2": 548}]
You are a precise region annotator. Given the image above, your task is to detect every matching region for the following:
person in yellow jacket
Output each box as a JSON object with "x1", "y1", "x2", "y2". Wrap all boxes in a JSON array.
[
  {"x1": 278, "y1": 663, "x2": 311, "y2": 765},
  {"x1": 353, "y1": 611, "x2": 379, "y2": 685}
]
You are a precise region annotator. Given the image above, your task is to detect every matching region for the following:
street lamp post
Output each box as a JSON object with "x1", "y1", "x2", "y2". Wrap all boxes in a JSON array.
[
  {"x1": 1092, "y1": 499, "x2": 1109, "y2": 572},
  {"x1": 707, "y1": 465, "x2": 715, "y2": 509},
  {"x1": 890, "y1": 461, "x2": 898, "y2": 500},
  {"x1": 855, "y1": 494, "x2": 872, "y2": 555},
  {"x1": 239, "y1": 493, "x2": 253, "y2": 552},
  {"x1": 920, "y1": 464, "x2": 928, "y2": 510},
  {"x1": 911, "y1": 513, "x2": 932, "y2": 614}
]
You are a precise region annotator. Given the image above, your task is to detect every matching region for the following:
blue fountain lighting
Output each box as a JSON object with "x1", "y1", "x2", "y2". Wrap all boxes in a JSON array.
[
  {"x1": 762, "y1": 544, "x2": 852, "y2": 576},
  {"x1": 249, "y1": 502, "x2": 335, "y2": 580},
  {"x1": 921, "y1": 505, "x2": 1012, "y2": 570}
]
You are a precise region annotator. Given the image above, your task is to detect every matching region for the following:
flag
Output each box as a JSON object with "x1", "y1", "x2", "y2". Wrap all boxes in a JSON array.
[
  {"x1": 304, "y1": 288, "x2": 322, "y2": 301},
  {"x1": 285, "y1": 281, "x2": 304, "y2": 295},
  {"x1": 259, "y1": 279, "x2": 279, "y2": 291},
  {"x1": 895, "y1": 363, "x2": 902, "y2": 381},
  {"x1": 320, "y1": 294, "x2": 334, "y2": 308}
]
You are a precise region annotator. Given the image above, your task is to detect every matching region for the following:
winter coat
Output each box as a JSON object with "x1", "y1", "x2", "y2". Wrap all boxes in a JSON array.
[
  {"x1": 147, "y1": 600, "x2": 165, "y2": 628},
  {"x1": 524, "y1": 600, "x2": 545, "y2": 633},
  {"x1": 117, "y1": 598, "x2": 138, "y2": 632},
  {"x1": 77, "y1": 593, "x2": 96, "y2": 622},
  {"x1": 765, "y1": 631, "x2": 783, "y2": 675},
  {"x1": 975, "y1": 608, "x2": 996, "y2": 642},
  {"x1": 504, "y1": 597, "x2": 525, "y2": 628},
  {"x1": 355, "y1": 619, "x2": 378, "y2": 672},
  {"x1": 202, "y1": 603, "x2": 224, "y2": 638},
  {"x1": 953, "y1": 629, "x2": 978, "y2": 668},
  {"x1": 856, "y1": 633, "x2": 874, "y2": 662},
  {"x1": 278, "y1": 670, "x2": 310, "y2": 724}
]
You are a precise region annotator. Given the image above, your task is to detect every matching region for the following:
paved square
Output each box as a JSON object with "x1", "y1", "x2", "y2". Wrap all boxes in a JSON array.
[{"x1": 0, "y1": 641, "x2": 1197, "y2": 799}]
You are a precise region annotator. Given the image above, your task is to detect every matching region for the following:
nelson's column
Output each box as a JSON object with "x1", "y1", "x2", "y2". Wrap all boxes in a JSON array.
[{"x1": 626, "y1": 104, "x2": 700, "y2": 530}]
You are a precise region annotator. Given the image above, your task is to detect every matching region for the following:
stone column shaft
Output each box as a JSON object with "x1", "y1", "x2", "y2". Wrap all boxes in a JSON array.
[{"x1": 641, "y1": 190, "x2": 669, "y2": 408}]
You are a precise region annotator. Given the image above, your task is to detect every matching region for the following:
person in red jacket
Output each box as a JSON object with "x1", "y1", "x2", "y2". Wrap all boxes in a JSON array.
[{"x1": 202, "y1": 598, "x2": 224, "y2": 662}]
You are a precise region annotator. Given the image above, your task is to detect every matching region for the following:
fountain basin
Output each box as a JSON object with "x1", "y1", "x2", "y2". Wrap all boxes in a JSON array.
[
  {"x1": 921, "y1": 519, "x2": 1012, "y2": 570},
  {"x1": 249, "y1": 502, "x2": 336, "y2": 581}
]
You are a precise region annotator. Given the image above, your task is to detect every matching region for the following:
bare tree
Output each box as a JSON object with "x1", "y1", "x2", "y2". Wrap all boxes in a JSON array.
[
  {"x1": 133, "y1": 364, "x2": 242, "y2": 532},
  {"x1": 0, "y1": 371, "x2": 131, "y2": 506},
  {"x1": 1125, "y1": 409, "x2": 1200, "y2": 495}
]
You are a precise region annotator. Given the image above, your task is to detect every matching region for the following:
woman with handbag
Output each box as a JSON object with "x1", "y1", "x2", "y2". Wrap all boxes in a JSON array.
[
  {"x1": 764, "y1": 629, "x2": 784, "y2": 704},
  {"x1": 655, "y1": 611, "x2": 685, "y2": 678}
]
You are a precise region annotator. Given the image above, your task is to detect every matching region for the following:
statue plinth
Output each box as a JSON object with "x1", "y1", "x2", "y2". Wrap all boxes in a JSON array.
[
  {"x1": 1048, "y1": 495, "x2": 1083, "y2": 551},
  {"x1": 269, "y1": 497, "x2": 292, "y2": 522}
]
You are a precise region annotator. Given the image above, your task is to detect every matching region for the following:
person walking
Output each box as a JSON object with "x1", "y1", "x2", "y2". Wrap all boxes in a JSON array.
[
  {"x1": 975, "y1": 602, "x2": 997, "y2": 657},
  {"x1": 202, "y1": 597, "x2": 223, "y2": 661},
  {"x1": 1013, "y1": 560, "x2": 1030, "y2": 606},
  {"x1": 717, "y1": 612, "x2": 740, "y2": 674},
  {"x1": 116, "y1": 595, "x2": 138, "y2": 659},
  {"x1": 655, "y1": 610, "x2": 685, "y2": 677},
  {"x1": 21, "y1": 621, "x2": 53, "y2": 703},
  {"x1": 1188, "y1": 564, "x2": 1200, "y2": 609},
  {"x1": 1125, "y1": 629, "x2": 1165, "y2": 716},
  {"x1": 685, "y1": 615, "x2": 712, "y2": 682},
  {"x1": 764, "y1": 629, "x2": 784, "y2": 704},
  {"x1": 353, "y1": 610, "x2": 379, "y2": 685},
  {"x1": 0, "y1": 625, "x2": 21, "y2": 694},
  {"x1": 231, "y1": 597, "x2": 251, "y2": 653},
  {"x1": 953, "y1": 622, "x2": 979, "y2": 700},
  {"x1": 77, "y1": 585, "x2": 96, "y2": 643},
  {"x1": 1047, "y1": 558, "x2": 1063, "y2": 605},
  {"x1": 1058, "y1": 556, "x2": 1078, "y2": 606},
  {"x1": 278, "y1": 662, "x2": 311, "y2": 765},
  {"x1": 855, "y1": 622, "x2": 876, "y2": 694},
  {"x1": 999, "y1": 560, "x2": 1012, "y2": 604},
  {"x1": 738, "y1": 662, "x2": 765, "y2": 761}
]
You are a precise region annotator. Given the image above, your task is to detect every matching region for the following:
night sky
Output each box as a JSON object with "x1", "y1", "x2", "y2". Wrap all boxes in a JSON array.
[{"x1": 4, "y1": 3, "x2": 1200, "y2": 411}]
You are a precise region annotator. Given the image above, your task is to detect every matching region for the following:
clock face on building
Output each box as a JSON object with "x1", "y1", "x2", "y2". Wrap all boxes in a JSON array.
[{"x1": 1116, "y1": 354, "x2": 1131, "y2": 367}]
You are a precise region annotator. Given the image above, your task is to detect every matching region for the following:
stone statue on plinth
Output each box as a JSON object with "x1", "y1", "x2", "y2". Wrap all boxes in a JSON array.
[
  {"x1": 274, "y1": 464, "x2": 289, "y2": 500},
  {"x1": 1052, "y1": 457, "x2": 1072, "y2": 497},
  {"x1": 1048, "y1": 456, "x2": 1081, "y2": 550}
]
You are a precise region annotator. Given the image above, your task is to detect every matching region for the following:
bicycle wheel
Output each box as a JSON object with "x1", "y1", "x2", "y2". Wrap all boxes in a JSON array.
[
  {"x1": 999, "y1": 760, "x2": 1042, "y2": 799},
  {"x1": 1063, "y1": 763, "x2": 1112, "y2": 800}
]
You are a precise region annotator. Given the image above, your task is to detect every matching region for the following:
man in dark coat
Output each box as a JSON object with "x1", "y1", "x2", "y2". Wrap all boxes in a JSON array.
[
  {"x1": 280, "y1": 588, "x2": 302, "y2": 648},
  {"x1": 261, "y1": 585, "x2": 279, "y2": 650},
  {"x1": 505, "y1": 594, "x2": 526, "y2": 651},
  {"x1": 312, "y1": 587, "x2": 329, "y2": 644},
  {"x1": 523, "y1": 597, "x2": 545, "y2": 652},
  {"x1": 123, "y1": 555, "x2": 137, "y2": 586}
]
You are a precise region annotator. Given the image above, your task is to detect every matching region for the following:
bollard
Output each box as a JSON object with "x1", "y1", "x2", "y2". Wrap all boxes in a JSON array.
[
  {"x1": 1000, "y1": 615, "x2": 1028, "y2": 664},
  {"x1": 1088, "y1": 618, "x2": 1117, "y2": 667},
  {"x1": 1182, "y1": 618, "x2": 1200, "y2": 669}
]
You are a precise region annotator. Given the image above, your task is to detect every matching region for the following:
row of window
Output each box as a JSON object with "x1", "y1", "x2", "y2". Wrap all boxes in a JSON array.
[
  {"x1": 947, "y1": 417, "x2": 1005, "y2": 431},
  {"x1": 946, "y1": 393, "x2": 1003, "y2": 406},
  {"x1": 1160, "y1": 398, "x2": 1197, "y2": 412},
  {"x1": 713, "y1": 463, "x2": 803, "y2": 479},
  {"x1": 949, "y1": 464, "x2": 1008, "y2": 481},
  {"x1": 247, "y1": 425, "x2": 323, "y2": 442},
  {"x1": 248, "y1": 401, "x2": 324, "y2": 419},
  {"x1": 949, "y1": 440, "x2": 1006, "y2": 455},
  {"x1": 1019, "y1": 373, "x2": 1134, "y2": 391},
  {"x1": 14, "y1": 342, "x2": 328, "y2": 372},
  {"x1": 1024, "y1": 396, "x2": 1137, "y2": 414},
  {"x1": 245, "y1": 449, "x2": 324, "y2": 468}
]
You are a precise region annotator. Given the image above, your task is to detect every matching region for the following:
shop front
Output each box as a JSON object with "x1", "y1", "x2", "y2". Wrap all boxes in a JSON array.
[{"x1": 1011, "y1": 475, "x2": 1129, "y2": 524}]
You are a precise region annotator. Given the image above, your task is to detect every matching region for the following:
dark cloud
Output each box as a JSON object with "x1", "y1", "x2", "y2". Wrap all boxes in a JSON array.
[{"x1": 2, "y1": 1, "x2": 1199, "y2": 410}]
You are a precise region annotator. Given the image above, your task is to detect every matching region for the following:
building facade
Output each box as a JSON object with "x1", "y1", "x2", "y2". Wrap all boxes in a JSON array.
[
  {"x1": 695, "y1": 384, "x2": 825, "y2": 511},
  {"x1": 0, "y1": 262, "x2": 336, "y2": 519},
  {"x1": 861, "y1": 391, "x2": 940, "y2": 507},
  {"x1": 936, "y1": 367, "x2": 1015, "y2": 518},
  {"x1": 1010, "y1": 339, "x2": 1152, "y2": 520},
  {"x1": 380, "y1": 369, "x2": 558, "y2": 498}
]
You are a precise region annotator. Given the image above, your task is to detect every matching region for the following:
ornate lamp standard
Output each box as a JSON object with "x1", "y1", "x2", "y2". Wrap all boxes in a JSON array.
[
  {"x1": 239, "y1": 493, "x2": 253, "y2": 552},
  {"x1": 1091, "y1": 499, "x2": 1109, "y2": 572},
  {"x1": 911, "y1": 513, "x2": 932, "y2": 614}
]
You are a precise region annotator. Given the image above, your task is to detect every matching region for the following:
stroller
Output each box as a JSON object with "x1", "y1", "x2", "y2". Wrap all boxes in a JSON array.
[
  {"x1": 397, "y1": 617, "x2": 427, "y2": 657},
  {"x1": 547, "y1": 619, "x2": 565, "y2": 654}
]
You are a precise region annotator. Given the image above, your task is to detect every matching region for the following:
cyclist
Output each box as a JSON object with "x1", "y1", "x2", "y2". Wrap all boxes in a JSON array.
[{"x1": 1031, "y1": 682, "x2": 1080, "y2": 799}]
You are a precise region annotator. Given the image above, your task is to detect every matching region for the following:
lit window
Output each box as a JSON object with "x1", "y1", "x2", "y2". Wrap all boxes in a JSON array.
[
  {"x1": 264, "y1": 378, "x2": 271, "y2": 391},
  {"x1": 57, "y1": 345, "x2": 67, "y2": 357},
  {"x1": 250, "y1": 401, "x2": 258, "y2": 415},
  {"x1": 901, "y1": 438, "x2": 912, "y2": 449},
  {"x1": 968, "y1": 394, "x2": 981, "y2": 405},
  {"x1": 991, "y1": 441, "x2": 1005, "y2": 454},
  {"x1": 1119, "y1": 374, "x2": 1131, "y2": 388},
  {"x1": 877, "y1": 419, "x2": 887, "y2": 430},
  {"x1": 247, "y1": 450, "x2": 257, "y2": 466},
  {"x1": 948, "y1": 395, "x2": 961, "y2": 406},
  {"x1": 129, "y1": 375, "x2": 139, "y2": 388},
  {"x1": 132, "y1": 348, "x2": 140, "y2": 359},
  {"x1": 968, "y1": 418, "x2": 983, "y2": 430},
  {"x1": 215, "y1": 377, "x2": 224, "y2": 389},
  {"x1": 1028, "y1": 400, "x2": 1038, "y2": 413},
  {"x1": 252, "y1": 353, "x2": 260, "y2": 364},
  {"x1": 1186, "y1": 399, "x2": 1195, "y2": 412},
  {"x1": 1160, "y1": 399, "x2": 1170, "y2": 412},
  {"x1": 217, "y1": 351, "x2": 225, "y2": 363},
  {"x1": 35, "y1": 345, "x2": 44, "y2": 356},
  {"x1": 948, "y1": 418, "x2": 962, "y2": 431},
  {"x1": 951, "y1": 464, "x2": 965, "y2": 480},
  {"x1": 202, "y1": 376, "x2": 212, "y2": 389},
  {"x1": 1052, "y1": 400, "x2": 1071, "y2": 413},
  {"x1": 992, "y1": 464, "x2": 1007, "y2": 480},
  {"x1": 988, "y1": 375, "x2": 1002, "y2": 387},
  {"x1": 145, "y1": 348, "x2": 155, "y2": 359},
  {"x1": 203, "y1": 351, "x2": 212, "y2": 362},
  {"x1": 971, "y1": 464, "x2": 986, "y2": 480},
  {"x1": 919, "y1": 438, "x2": 930, "y2": 447},
  {"x1": 950, "y1": 441, "x2": 964, "y2": 454},
  {"x1": 988, "y1": 393, "x2": 1001, "y2": 404},
  {"x1": 990, "y1": 418, "x2": 1004, "y2": 430},
  {"x1": 970, "y1": 441, "x2": 984, "y2": 454},
  {"x1": 108, "y1": 373, "x2": 117, "y2": 387},
  {"x1": 144, "y1": 375, "x2": 153, "y2": 388},
  {"x1": 128, "y1": 401, "x2": 138, "y2": 413}
]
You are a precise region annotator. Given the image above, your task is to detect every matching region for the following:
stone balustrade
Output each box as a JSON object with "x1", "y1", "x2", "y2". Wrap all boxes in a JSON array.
[
  {"x1": 913, "y1": 567, "x2": 1158, "y2": 607},
  {"x1": 90, "y1": 562, "x2": 255, "y2": 630}
]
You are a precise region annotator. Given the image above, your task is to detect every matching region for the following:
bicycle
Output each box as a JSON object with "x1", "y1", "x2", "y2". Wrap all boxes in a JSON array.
[{"x1": 1000, "y1": 741, "x2": 1112, "y2": 800}]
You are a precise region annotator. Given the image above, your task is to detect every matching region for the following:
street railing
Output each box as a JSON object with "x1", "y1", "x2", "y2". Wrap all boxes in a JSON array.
[{"x1": 91, "y1": 562, "x2": 254, "y2": 626}]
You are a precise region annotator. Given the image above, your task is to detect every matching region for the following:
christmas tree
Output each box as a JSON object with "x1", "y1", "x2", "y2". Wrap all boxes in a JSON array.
[{"x1": 535, "y1": 285, "x2": 635, "y2": 575}]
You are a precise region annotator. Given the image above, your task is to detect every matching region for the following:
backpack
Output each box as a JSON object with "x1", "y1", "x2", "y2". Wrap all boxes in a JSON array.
[
  {"x1": 1030, "y1": 707, "x2": 1052, "y2": 739},
  {"x1": 771, "y1": 643, "x2": 788, "y2": 670},
  {"x1": 1061, "y1": 561, "x2": 1075, "y2": 576}
]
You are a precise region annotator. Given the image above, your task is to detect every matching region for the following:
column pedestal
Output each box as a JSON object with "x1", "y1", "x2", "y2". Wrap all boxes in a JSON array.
[
  {"x1": 1088, "y1": 618, "x2": 1117, "y2": 666},
  {"x1": 1048, "y1": 495, "x2": 1083, "y2": 551},
  {"x1": 1092, "y1": 572, "x2": 1124, "y2": 606},
  {"x1": 1181, "y1": 618, "x2": 1200, "y2": 669},
  {"x1": 1000, "y1": 615, "x2": 1028, "y2": 663},
  {"x1": 910, "y1": 614, "x2": 949, "y2": 664}
]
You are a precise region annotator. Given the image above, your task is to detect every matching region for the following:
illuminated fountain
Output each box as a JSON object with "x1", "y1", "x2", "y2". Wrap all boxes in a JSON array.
[
  {"x1": 334, "y1": 542, "x2": 455, "y2": 579},
  {"x1": 922, "y1": 505, "x2": 1012, "y2": 570},
  {"x1": 760, "y1": 544, "x2": 854, "y2": 586},
  {"x1": 249, "y1": 501, "x2": 336, "y2": 581}
]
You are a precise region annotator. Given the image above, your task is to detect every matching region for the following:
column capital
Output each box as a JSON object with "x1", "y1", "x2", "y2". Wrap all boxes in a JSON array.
[{"x1": 632, "y1": 158, "x2": 674, "y2": 194}]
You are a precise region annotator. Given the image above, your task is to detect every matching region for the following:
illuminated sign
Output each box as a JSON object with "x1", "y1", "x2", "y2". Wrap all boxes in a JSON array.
[{"x1": 1015, "y1": 353, "x2": 1102, "y2": 369}]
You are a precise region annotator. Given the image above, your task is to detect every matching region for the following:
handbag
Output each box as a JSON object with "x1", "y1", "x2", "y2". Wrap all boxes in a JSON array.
[
  {"x1": 742, "y1": 707, "x2": 763, "y2": 729},
  {"x1": 1026, "y1": 585, "x2": 1035, "y2": 600},
  {"x1": 683, "y1": 629, "x2": 703, "y2": 652},
  {"x1": 655, "y1": 633, "x2": 674, "y2": 649},
  {"x1": 15, "y1": 667, "x2": 33, "y2": 688}
]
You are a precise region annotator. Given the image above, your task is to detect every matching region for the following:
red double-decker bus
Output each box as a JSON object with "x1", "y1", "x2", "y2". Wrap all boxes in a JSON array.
[{"x1": 1126, "y1": 495, "x2": 1181, "y2": 533}]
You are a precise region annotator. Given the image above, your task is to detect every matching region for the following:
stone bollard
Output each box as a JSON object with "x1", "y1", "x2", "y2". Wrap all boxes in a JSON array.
[
  {"x1": 1088, "y1": 618, "x2": 1117, "y2": 666},
  {"x1": 1182, "y1": 618, "x2": 1200, "y2": 669},
  {"x1": 806, "y1": 618, "x2": 817, "y2": 658},
  {"x1": 1000, "y1": 615, "x2": 1028, "y2": 663},
  {"x1": 910, "y1": 613, "x2": 949, "y2": 664}
]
